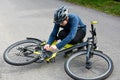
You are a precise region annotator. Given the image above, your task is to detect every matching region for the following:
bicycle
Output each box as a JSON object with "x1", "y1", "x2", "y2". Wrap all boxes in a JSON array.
[{"x1": 3, "y1": 21, "x2": 113, "y2": 80}]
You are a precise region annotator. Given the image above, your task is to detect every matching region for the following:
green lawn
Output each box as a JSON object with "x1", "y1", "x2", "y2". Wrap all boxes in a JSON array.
[{"x1": 65, "y1": 0, "x2": 120, "y2": 16}]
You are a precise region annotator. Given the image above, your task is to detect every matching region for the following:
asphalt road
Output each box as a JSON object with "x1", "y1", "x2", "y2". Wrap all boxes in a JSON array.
[{"x1": 0, "y1": 0, "x2": 120, "y2": 80}]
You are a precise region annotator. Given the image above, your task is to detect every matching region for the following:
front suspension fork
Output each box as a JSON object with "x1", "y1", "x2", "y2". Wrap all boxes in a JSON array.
[{"x1": 86, "y1": 44, "x2": 93, "y2": 69}]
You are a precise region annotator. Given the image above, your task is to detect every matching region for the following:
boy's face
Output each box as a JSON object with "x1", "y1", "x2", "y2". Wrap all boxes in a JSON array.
[
  {"x1": 59, "y1": 17, "x2": 68, "y2": 26},
  {"x1": 60, "y1": 20, "x2": 68, "y2": 26}
]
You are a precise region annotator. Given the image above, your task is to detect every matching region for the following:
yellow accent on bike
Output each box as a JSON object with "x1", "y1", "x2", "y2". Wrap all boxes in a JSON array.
[
  {"x1": 45, "y1": 52, "x2": 57, "y2": 61},
  {"x1": 45, "y1": 41, "x2": 73, "y2": 62},
  {"x1": 51, "y1": 41, "x2": 73, "y2": 49},
  {"x1": 34, "y1": 51, "x2": 41, "y2": 54},
  {"x1": 51, "y1": 41, "x2": 57, "y2": 45},
  {"x1": 91, "y1": 21, "x2": 98, "y2": 24},
  {"x1": 41, "y1": 41, "x2": 46, "y2": 46},
  {"x1": 64, "y1": 44, "x2": 73, "y2": 48}
]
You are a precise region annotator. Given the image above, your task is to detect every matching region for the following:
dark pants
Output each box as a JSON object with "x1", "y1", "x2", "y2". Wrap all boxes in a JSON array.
[{"x1": 58, "y1": 28, "x2": 86, "y2": 44}]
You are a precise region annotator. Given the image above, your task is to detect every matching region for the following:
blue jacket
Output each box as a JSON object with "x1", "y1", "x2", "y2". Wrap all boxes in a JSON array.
[{"x1": 47, "y1": 14, "x2": 86, "y2": 49}]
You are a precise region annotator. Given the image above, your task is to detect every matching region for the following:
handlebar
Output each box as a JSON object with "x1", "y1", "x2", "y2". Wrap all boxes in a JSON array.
[{"x1": 90, "y1": 21, "x2": 98, "y2": 36}]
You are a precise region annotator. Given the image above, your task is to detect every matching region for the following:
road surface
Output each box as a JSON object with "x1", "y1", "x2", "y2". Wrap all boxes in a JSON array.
[{"x1": 0, "y1": 0, "x2": 120, "y2": 80}]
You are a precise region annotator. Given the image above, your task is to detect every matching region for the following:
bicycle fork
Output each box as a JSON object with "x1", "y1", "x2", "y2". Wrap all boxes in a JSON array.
[{"x1": 86, "y1": 41, "x2": 93, "y2": 69}]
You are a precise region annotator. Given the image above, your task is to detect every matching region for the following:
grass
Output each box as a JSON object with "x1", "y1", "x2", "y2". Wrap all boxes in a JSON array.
[{"x1": 65, "y1": 0, "x2": 120, "y2": 16}]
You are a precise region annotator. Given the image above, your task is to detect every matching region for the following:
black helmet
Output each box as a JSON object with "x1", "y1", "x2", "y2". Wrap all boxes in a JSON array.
[{"x1": 54, "y1": 6, "x2": 69, "y2": 24}]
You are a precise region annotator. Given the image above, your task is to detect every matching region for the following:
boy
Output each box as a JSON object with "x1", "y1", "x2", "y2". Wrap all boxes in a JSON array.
[{"x1": 44, "y1": 6, "x2": 86, "y2": 56}]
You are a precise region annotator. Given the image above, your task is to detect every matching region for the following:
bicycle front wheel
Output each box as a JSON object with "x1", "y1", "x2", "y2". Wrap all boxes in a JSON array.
[
  {"x1": 3, "y1": 40, "x2": 41, "y2": 66},
  {"x1": 64, "y1": 50, "x2": 113, "y2": 80}
]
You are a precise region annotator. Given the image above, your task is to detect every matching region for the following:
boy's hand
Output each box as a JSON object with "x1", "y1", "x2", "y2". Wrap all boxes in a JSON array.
[
  {"x1": 44, "y1": 44, "x2": 50, "y2": 51},
  {"x1": 49, "y1": 45, "x2": 57, "y2": 51},
  {"x1": 44, "y1": 44, "x2": 58, "y2": 51}
]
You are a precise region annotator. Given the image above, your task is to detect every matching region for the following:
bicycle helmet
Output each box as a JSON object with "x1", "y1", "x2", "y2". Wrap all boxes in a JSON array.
[{"x1": 54, "y1": 6, "x2": 69, "y2": 24}]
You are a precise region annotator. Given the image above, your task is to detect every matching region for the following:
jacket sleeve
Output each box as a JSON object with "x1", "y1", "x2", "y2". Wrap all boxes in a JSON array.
[{"x1": 47, "y1": 24, "x2": 59, "y2": 45}]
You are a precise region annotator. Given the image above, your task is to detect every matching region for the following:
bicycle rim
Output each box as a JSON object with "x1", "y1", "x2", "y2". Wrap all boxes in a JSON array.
[
  {"x1": 4, "y1": 40, "x2": 40, "y2": 66},
  {"x1": 64, "y1": 50, "x2": 113, "y2": 80}
]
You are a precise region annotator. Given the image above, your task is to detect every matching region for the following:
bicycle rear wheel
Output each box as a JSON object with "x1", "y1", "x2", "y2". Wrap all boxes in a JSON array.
[
  {"x1": 64, "y1": 50, "x2": 113, "y2": 80},
  {"x1": 3, "y1": 39, "x2": 41, "y2": 66}
]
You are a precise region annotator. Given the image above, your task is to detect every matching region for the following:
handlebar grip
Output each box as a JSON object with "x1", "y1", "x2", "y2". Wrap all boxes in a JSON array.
[{"x1": 91, "y1": 21, "x2": 98, "y2": 25}]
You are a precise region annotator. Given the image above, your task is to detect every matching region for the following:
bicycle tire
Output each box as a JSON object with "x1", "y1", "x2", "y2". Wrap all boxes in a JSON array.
[
  {"x1": 64, "y1": 50, "x2": 113, "y2": 80},
  {"x1": 3, "y1": 39, "x2": 41, "y2": 66}
]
